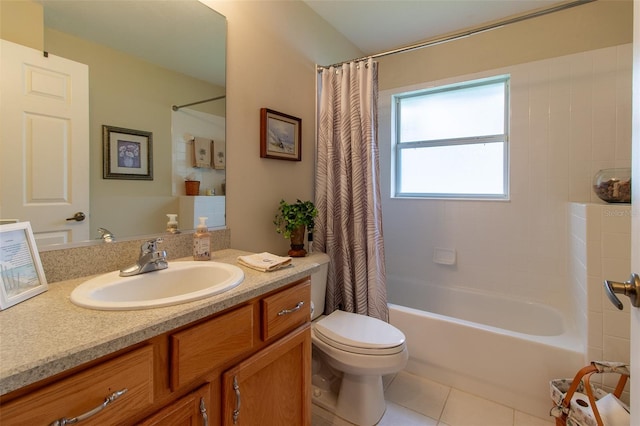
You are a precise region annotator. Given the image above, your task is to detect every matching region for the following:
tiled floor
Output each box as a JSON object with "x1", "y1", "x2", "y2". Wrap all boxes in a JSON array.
[{"x1": 312, "y1": 371, "x2": 554, "y2": 426}]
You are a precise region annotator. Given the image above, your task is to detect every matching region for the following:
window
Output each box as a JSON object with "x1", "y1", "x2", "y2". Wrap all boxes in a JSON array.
[{"x1": 394, "y1": 76, "x2": 509, "y2": 199}]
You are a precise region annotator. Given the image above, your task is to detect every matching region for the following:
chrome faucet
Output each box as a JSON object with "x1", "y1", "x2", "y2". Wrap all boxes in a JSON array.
[
  {"x1": 119, "y1": 237, "x2": 168, "y2": 277},
  {"x1": 97, "y1": 227, "x2": 115, "y2": 242}
]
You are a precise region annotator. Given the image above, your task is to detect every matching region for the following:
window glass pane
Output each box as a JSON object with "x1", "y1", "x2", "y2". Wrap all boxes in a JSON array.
[
  {"x1": 399, "y1": 82, "x2": 505, "y2": 142},
  {"x1": 399, "y1": 142, "x2": 505, "y2": 195}
]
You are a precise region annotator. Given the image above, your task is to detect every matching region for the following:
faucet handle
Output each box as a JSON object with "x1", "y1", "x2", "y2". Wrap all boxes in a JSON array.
[
  {"x1": 141, "y1": 237, "x2": 164, "y2": 254},
  {"x1": 97, "y1": 227, "x2": 115, "y2": 242}
]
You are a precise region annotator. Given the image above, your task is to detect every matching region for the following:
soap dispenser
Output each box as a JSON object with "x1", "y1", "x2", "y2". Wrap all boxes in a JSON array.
[
  {"x1": 193, "y1": 217, "x2": 211, "y2": 261},
  {"x1": 166, "y1": 214, "x2": 180, "y2": 234}
]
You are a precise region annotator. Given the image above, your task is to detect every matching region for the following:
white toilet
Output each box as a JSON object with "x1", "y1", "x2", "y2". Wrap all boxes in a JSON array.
[{"x1": 308, "y1": 252, "x2": 408, "y2": 426}]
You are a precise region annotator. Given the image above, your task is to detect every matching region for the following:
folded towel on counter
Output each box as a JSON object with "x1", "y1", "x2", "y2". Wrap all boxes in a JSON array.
[
  {"x1": 237, "y1": 252, "x2": 292, "y2": 272},
  {"x1": 193, "y1": 136, "x2": 212, "y2": 168}
]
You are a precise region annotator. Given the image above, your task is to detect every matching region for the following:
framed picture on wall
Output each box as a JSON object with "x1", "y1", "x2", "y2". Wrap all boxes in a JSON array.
[
  {"x1": 103, "y1": 125, "x2": 153, "y2": 180},
  {"x1": 260, "y1": 108, "x2": 302, "y2": 161},
  {"x1": 0, "y1": 222, "x2": 48, "y2": 310}
]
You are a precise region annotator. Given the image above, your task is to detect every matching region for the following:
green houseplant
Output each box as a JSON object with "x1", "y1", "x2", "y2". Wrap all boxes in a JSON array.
[{"x1": 274, "y1": 199, "x2": 318, "y2": 257}]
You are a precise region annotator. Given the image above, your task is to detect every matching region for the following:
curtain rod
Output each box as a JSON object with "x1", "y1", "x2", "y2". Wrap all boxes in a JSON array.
[
  {"x1": 317, "y1": 0, "x2": 595, "y2": 70},
  {"x1": 172, "y1": 95, "x2": 226, "y2": 111}
]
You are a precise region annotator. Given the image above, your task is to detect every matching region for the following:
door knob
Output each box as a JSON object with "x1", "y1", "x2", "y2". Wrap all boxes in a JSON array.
[
  {"x1": 603, "y1": 273, "x2": 640, "y2": 310},
  {"x1": 66, "y1": 212, "x2": 86, "y2": 222}
]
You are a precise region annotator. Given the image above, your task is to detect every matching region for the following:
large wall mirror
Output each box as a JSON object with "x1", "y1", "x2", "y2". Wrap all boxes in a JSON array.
[{"x1": 1, "y1": 0, "x2": 226, "y2": 248}]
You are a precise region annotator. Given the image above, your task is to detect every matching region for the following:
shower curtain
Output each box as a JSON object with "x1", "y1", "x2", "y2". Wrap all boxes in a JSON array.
[{"x1": 315, "y1": 58, "x2": 388, "y2": 322}]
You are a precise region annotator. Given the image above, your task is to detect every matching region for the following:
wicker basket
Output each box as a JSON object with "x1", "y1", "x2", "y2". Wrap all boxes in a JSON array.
[{"x1": 550, "y1": 361, "x2": 630, "y2": 426}]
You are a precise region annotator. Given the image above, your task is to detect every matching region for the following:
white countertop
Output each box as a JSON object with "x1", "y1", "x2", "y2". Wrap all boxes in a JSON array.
[{"x1": 0, "y1": 249, "x2": 321, "y2": 395}]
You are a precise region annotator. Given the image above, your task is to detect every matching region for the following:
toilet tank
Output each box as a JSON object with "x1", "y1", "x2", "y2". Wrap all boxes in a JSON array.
[{"x1": 307, "y1": 252, "x2": 329, "y2": 320}]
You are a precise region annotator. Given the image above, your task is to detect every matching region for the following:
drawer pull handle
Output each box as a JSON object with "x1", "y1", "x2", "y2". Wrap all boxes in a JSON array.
[
  {"x1": 232, "y1": 376, "x2": 241, "y2": 424},
  {"x1": 49, "y1": 388, "x2": 127, "y2": 425},
  {"x1": 200, "y1": 397, "x2": 209, "y2": 426},
  {"x1": 277, "y1": 301, "x2": 304, "y2": 316}
]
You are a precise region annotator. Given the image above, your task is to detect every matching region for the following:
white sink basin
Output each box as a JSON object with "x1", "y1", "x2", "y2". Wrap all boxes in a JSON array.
[{"x1": 70, "y1": 261, "x2": 244, "y2": 310}]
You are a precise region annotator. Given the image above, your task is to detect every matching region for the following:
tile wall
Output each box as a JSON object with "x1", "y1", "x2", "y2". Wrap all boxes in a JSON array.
[
  {"x1": 381, "y1": 44, "x2": 633, "y2": 309},
  {"x1": 569, "y1": 202, "x2": 631, "y2": 401}
]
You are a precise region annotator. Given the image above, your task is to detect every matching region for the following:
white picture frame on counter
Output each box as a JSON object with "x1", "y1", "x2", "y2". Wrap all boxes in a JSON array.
[{"x1": 0, "y1": 222, "x2": 48, "y2": 310}]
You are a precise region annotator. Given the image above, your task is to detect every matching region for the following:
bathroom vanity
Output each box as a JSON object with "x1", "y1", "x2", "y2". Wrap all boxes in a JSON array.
[{"x1": 0, "y1": 249, "x2": 318, "y2": 425}]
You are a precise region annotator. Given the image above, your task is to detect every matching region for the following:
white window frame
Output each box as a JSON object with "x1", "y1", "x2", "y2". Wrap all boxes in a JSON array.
[{"x1": 393, "y1": 75, "x2": 510, "y2": 200}]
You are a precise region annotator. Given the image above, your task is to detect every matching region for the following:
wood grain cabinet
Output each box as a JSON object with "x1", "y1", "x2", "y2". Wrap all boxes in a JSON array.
[
  {"x1": 140, "y1": 383, "x2": 211, "y2": 426},
  {"x1": 0, "y1": 278, "x2": 311, "y2": 426},
  {"x1": 222, "y1": 326, "x2": 311, "y2": 425},
  {"x1": 0, "y1": 346, "x2": 154, "y2": 425}
]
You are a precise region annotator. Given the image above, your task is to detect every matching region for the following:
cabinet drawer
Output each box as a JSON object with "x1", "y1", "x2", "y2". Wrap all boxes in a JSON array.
[
  {"x1": 1, "y1": 345, "x2": 154, "y2": 426},
  {"x1": 170, "y1": 304, "x2": 254, "y2": 390},
  {"x1": 261, "y1": 281, "x2": 310, "y2": 341}
]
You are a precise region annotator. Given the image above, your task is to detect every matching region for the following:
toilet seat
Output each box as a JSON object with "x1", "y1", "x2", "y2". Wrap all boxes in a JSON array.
[{"x1": 313, "y1": 310, "x2": 406, "y2": 355}]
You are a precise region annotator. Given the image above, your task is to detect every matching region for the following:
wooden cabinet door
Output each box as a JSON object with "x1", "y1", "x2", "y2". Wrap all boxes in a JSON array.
[
  {"x1": 140, "y1": 383, "x2": 211, "y2": 426},
  {"x1": 221, "y1": 325, "x2": 311, "y2": 426}
]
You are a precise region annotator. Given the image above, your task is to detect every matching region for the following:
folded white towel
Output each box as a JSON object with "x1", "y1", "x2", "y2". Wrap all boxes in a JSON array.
[
  {"x1": 193, "y1": 136, "x2": 212, "y2": 168},
  {"x1": 237, "y1": 252, "x2": 292, "y2": 272}
]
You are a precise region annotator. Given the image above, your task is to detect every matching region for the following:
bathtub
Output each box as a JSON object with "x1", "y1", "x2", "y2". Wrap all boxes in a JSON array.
[{"x1": 388, "y1": 284, "x2": 586, "y2": 419}]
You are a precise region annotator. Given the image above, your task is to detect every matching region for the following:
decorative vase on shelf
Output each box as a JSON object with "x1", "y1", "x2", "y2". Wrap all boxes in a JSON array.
[
  {"x1": 185, "y1": 180, "x2": 200, "y2": 196},
  {"x1": 592, "y1": 168, "x2": 631, "y2": 203}
]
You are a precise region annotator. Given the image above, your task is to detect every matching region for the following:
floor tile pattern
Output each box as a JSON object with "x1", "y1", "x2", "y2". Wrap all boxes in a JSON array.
[{"x1": 312, "y1": 371, "x2": 554, "y2": 426}]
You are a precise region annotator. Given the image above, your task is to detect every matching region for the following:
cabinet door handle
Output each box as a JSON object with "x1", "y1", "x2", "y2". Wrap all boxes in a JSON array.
[
  {"x1": 199, "y1": 397, "x2": 209, "y2": 426},
  {"x1": 232, "y1": 376, "x2": 241, "y2": 424},
  {"x1": 277, "y1": 301, "x2": 304, "y2": 316},
  {"x1": 49, "y1": 388, "x2": 127, "y2": 425}
]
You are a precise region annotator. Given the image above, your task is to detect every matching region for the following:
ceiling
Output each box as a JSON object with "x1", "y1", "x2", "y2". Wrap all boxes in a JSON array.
[
  {"x1": 40, "y1": 0, "x2": 226, "y2": 86},
  {"x1": 40, "y1": 0, "x2": 580, "y2": 83},
  {"x1": 303, "y1": 0, "x2": 572, "y2": 56}
]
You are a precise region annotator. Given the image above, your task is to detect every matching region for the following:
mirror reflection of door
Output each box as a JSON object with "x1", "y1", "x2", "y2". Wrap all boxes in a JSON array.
[{"x1": 1, "y1": 39, "x2": 89, "y2": 247}]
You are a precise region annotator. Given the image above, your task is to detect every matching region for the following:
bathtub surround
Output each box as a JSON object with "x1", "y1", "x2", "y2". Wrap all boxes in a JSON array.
[
  {"x1": 381, "y1": 43, "x2": 632, "y2": 316},
  {"x1": 315, "y1": 58, "x2": 388, "y2": 321},
  {"x1": 172, "y1": 109, "x2": 226, "y2": 198},
  {"x1": 379, "y1": 42, "x2": 632, "y2": 420},
  {"x1": 569, "y1": 203, "x2": 632, "y2": 403}
]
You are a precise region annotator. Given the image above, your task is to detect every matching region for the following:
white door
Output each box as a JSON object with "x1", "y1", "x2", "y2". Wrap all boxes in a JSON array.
[
  {"x1": 0, "y1": 39, "x2": 89, "y2": 247},
  {"x1": 630, "y1": 1, "x2": 639, "y2": 422}
]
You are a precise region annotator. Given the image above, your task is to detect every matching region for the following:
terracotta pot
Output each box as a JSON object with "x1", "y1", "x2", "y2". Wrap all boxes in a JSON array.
[
  {"x1": 288, "y1": 225, "x2": 307, "y2": 257},
  {"x1": 185, "y1": 180, "x2": 200, "y2": 196}
]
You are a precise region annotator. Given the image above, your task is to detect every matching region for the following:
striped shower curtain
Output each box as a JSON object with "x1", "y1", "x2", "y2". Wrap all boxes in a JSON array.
[{"x1": 315, "y1": 58, "x2": 388, "y2": 322}]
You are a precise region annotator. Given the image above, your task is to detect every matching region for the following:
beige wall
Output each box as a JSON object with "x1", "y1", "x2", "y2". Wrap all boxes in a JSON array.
[
  {"x1": 378, "y1": 0, "x2": 632, "y2": 90},
  {"x1": 205, "y1": 0, "x2": 362, "y2": 254},
  {"x1": 0, "y1": 0, "x2": 43, "y2": 50}
]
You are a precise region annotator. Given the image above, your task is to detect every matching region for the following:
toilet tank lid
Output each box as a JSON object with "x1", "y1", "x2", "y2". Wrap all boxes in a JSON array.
[
  {"x1": 314, "y1": 310, "x2": 405, "y2": 350},
  {"x1": 307, "y1": 252, "x2": 330, "y2": 265}
]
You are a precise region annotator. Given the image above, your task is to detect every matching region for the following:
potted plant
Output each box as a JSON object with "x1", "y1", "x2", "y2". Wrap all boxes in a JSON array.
[{"x1": 274, "y1": 199, "x2": 318, "y2": 257}]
